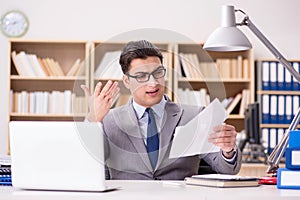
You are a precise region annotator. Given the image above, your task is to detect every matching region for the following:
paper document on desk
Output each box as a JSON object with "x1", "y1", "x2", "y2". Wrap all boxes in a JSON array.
[{"x1": 169, "y1": 98, "x2": 228, "y2": 158}]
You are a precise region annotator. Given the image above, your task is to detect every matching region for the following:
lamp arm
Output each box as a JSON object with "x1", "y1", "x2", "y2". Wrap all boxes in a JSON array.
[
  {"x1": 240, "y1": 17, "x2": 300, "y2": 83},
  {"x1": 239, "y1": 15, "x2": 300, "y2": 174},
  {"x1": 266, "y1": 108, "x2": 300, "y2": 174}
]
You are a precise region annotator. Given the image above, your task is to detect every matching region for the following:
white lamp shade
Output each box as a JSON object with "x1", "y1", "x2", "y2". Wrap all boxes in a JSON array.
[
  {"x1": 203, "y1": 26, "x2": 252, "y2": 51},
  {"x1": 204, "y1": 5, "x2": 252, "y2": 52}
]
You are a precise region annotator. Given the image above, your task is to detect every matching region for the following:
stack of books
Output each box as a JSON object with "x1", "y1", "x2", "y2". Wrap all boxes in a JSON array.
[
  {"x1": 0, "y1": 156, "x2": 11, "y2": 186},
  {"x1": 277, "y1": 130, "x2": 300, "y2": 189}
]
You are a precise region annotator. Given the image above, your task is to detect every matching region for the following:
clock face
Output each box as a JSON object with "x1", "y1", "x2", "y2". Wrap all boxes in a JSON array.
[{"x1": 0, "y1": 10, "x2": 29, "y2": 37}]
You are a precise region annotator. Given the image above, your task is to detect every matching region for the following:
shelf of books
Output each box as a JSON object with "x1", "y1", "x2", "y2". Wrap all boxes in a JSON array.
[
  {"x1": 173, "y1": 43, "x2": 254, "y2": 132},
  {"x1": 9, "y1": 40, "x2": 90, "y2": 122},
  {"x1": 90, "y1": 41, "x2": 173, "y2": 107},
  {"x1": 256, "y1": 59, "x2": 300, "y2": 155}
]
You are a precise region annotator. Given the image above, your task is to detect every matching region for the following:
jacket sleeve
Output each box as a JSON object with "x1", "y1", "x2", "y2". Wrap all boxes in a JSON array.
[{"x1": 201, "y1": 148, "x2": 242, "y2": 175}]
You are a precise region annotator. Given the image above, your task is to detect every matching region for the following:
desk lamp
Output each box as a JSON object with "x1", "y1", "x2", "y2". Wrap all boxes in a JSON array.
[{"x1": 203, "y1": 5, "x2": 300, "y2": 180}]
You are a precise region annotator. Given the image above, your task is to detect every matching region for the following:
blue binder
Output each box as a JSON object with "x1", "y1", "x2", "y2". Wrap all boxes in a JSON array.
[
  {"x1": 289, "y1": 130, "x2": 300, "y2": 148},
  {"x1": 269, "y1": 61, "x2": 277, "y2": 90},
  {"x1": 262, "y1": 61, "x2": 270, "y2": 90},
  {"x1": 292, "y1": 62, "x2": 299, "y2": 91},
  {"x1": 277, "y1": 168, "x2": 300, "y2": 189},
  {"x1": 286, "y1": 148, "x2": 300, "y2": 170}
]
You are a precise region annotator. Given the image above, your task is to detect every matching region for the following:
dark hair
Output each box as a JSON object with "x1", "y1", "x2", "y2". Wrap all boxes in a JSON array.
[{"x1": 119, "y1": 40, "x2": 163, "y2": 74}]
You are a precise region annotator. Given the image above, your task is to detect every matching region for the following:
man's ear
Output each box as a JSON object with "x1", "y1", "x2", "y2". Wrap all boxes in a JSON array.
[{"x1": 123, "y1": 75, "x2": 130, "y2": 89}]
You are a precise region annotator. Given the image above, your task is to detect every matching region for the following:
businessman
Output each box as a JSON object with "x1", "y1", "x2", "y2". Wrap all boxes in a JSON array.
[{"x1": 82, "y1": 40, "x2": 242, "y2": 180}]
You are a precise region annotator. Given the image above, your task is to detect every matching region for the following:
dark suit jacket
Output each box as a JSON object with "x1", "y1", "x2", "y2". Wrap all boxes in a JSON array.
[{"x1": 102, "y1": 97, "x2": 241, "y2": 180}]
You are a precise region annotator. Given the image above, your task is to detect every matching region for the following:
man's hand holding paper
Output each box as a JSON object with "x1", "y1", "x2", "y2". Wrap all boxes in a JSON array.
[{"x1": 169, "y1": 98, "x2": 237, "y2": 158}]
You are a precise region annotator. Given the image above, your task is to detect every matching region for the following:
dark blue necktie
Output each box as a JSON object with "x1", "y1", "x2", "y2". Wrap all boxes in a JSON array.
[{"x1": 145, "y1": 108, "x2": 159, "y2": 169}]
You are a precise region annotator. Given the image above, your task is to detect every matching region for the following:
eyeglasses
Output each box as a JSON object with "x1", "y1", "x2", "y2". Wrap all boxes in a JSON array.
[{"x1": 126, "y1": 66, "x2": 166, "y2": 83}]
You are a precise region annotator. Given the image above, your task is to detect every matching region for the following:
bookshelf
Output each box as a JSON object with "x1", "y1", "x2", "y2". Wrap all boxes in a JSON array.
[
  {"x1": 90, "y1": 41, "x2": 173, "y2": 107},
  {"x1": 9, "y1": 39, "x2": 90, "y2": 122},
  {"x1": 256, "y1": 59, "x2": 300, "y2": 154},
  {"x1": 174, "y1": 43, "x2": 255, "y2": 132}
]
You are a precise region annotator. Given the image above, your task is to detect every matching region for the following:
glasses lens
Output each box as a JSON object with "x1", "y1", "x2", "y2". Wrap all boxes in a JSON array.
[
  {"x1": 152, "y1": 67, "x2": 166, "y2": 79},
  {"x1": 135, "y1": 73, "x2": 149, "y2": 82}
]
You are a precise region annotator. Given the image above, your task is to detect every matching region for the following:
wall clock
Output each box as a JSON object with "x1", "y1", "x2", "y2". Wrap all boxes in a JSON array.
[{"x1": 0, "y1": 10, "x2": 29, "y2": 37}]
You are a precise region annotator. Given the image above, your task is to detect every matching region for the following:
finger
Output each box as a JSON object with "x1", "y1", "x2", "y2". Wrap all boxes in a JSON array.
[
  {"x1": 213, "y1": 123, "x2": 235, "y2": 132},
  {"x1": 209, "y1": 130, "x2": 237, "y2": 140},
  {"x1": 105, "y1": 81, "x2": 119, "y2": 96},
  {"x1": 101, "y1": 80, "x2": 114, "y2": 96},
  {"x1": 110, "y1": 87, "x2": 120, "y2": 103},
  {"x1": 80, "y1": 85, "x2": 91, "y2": 97},
  {"x1": 109, "y1": 92, "x2": 120, "y2": 107},
  {"x1": 94, "y1": 81, "x2": 103, "y2": 97}
]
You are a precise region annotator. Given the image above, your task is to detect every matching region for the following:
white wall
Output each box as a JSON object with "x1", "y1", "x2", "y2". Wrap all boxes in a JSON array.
[{"x1": 1, "y1": 0, "x2": 299, "y2": 155}]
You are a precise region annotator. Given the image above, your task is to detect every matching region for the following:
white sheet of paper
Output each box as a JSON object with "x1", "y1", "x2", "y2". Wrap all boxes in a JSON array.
[{"x1": 169, "y1": 98, "x2": 228, "y2": 158}]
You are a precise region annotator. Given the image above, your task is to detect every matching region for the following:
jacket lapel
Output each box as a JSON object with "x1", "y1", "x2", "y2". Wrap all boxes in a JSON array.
[
  {"x1": 156, "y1": 100, "x2": 183, "y2": 170},
  {"x1": 112, "y1": 100, "x2": 153, "y2": 172}
]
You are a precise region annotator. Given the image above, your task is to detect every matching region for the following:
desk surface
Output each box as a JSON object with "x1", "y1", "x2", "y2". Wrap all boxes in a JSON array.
[{"x1": 1, "y1": 180, "x2": 300, "y2": 200}]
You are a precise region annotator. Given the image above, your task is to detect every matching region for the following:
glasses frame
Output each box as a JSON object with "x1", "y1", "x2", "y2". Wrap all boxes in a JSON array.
[{"x1": 126, "y1": 66, "x2": 166, "y2": 83}]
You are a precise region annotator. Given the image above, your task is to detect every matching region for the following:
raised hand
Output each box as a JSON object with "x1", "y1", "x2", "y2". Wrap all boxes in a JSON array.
[{"x1": 81, "y1": 80, "x2": 120, "y2": 122}]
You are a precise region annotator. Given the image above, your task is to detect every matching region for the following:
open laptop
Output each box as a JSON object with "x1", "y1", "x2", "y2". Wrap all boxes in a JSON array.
[{"x1": 9, "y1": 121, "x2": 115, "y2": 192}]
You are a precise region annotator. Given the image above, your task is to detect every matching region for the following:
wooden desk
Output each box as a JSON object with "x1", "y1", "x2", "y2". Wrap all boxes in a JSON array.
[
  {"x1": 237, "y1": 163, "x2": 285, "y2": 177},
  {"x1": 1, "y1": 180, "x2": 300, "y2": 200}
]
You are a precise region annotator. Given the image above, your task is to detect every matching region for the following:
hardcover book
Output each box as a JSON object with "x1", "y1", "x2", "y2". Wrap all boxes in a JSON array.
[{"x1": 185, "y1": 174, "x2": 259, "y2": 188}]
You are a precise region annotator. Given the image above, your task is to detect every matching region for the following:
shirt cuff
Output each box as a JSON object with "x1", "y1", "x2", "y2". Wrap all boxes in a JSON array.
[{"x1": 221, "y1": 147, "x2": 237, "y2": 164}]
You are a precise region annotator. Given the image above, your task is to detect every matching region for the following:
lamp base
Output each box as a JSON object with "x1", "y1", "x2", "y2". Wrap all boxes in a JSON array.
[{"x1": 258, "y1": 176, "x2": 277, "y2": 185}]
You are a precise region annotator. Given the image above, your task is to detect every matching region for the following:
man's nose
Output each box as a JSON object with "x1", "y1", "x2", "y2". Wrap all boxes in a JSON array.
[{"x1": 147, "y1": 74, "x2": 158, "y2": 85}]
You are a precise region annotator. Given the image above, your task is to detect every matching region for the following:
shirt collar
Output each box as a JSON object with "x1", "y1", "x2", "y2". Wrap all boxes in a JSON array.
[{"x1": 133, "y1": 96, "x2": 167, "y2": 120}]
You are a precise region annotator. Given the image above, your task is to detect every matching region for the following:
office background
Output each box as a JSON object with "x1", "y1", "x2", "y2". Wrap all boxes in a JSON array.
[{"x1": 1, "y1": 0, "x2": 300, "y2": 155}]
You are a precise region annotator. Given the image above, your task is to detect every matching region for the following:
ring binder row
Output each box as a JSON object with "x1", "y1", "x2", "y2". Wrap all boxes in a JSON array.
[
  {"x1": 261, "y1": 94, "x2": 299, "y2": 124},
  {"x1": 261, "y1": 128, "x2": 288, "y2": 155},
  {"x1": 260, "y1": 60, "x2": 300, "y2": 91}
]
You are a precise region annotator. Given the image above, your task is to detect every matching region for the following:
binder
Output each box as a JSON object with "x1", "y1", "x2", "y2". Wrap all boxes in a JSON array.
[
  {"x1": 269, "y1": 128, "x2": 277, "y2": 150},
  {"x1": 277, "y1": 62, "x2": 285, "y2": 90},
  {"x1": 292, "y1": 62, "x2": 299, "y2": 91},
  {"x1": 284, "y1": 64, "x2": 292, "y2": 90},
  {"x1": 277, "y1": 95, "x2": 285, "y2": 124},
  {"x1": 262, "y1": 94, "x2": 270, "y2": 124},
  {"x1": 277, "y1": 168, "x2": 300, "y2": 189},
  {"x1": 277, "y1": 128, "x2": 284, "y2": 147},
  {"x1": 261, "y1": 128, "x2": 269, "y2": 152},
  {"x1": 285, "y1": 96, "x2": 292, "y2": 124},
  {"x1": 270, "y1": 95, "x2": 278, "y2": 123},
  {"x1": 289, "y1": 130, "x2": 300, "y2": 148},
  {"x1": 262, "y1": 61, "x2": 270, "y2": 90},
  {"x1": 269, "y1": 62, "x2": 277, "y2": 90},
  {"x1": 293, "y1": 96, "x2": 299, "y2": 120},
  {"x1": 286, "y1": 148, "x2": 300, "y2": 169}
]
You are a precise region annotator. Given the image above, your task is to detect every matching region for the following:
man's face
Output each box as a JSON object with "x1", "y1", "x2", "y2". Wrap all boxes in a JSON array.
[{"x1": 123, "y1": 56, "x2": 165, "y2": 107}]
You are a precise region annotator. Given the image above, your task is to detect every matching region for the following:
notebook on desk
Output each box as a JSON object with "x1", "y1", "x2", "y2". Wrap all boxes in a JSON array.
[{"x1": 9, "y1": 121, "x2": 115, "y2": 192}]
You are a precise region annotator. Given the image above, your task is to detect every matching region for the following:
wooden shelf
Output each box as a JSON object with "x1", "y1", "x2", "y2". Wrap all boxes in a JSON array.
[
  {"x1": 9, "y1": 40, "x2": 89, "y2": 124},
  {"x1": 10, "y1": 113, "x2": 86, "y2": 117},
  {"x1": 228, "y1": 114, "x2": 244, "y2": 119},
  {"x1": 260, "y1": 124, "x2": 300, "y2": 129},
  {"x1": 178, "y1": 78, "x2": 251, "y2": 82},
  {"x1": 257, "y1": 90, "x2": 300, "y2": 95},
  {"x1": 174, "y1": 43, "x2": 254, "y2": 132},
  {"x1": 11, "y1": 75, "x2": 86, "y2": 81}
]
